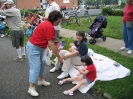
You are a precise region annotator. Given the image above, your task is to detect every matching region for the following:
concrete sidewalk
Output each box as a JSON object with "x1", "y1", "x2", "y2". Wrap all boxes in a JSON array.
[{"x1": 60, "y1": 28, "x2": 133, "y2": 58}]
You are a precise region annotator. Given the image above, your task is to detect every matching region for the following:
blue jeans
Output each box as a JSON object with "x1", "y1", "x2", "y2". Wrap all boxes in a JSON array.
[
  {"x1": 26, "y1": 41, "x2": 45, "y2": 84},
  {"x1": 123, "y1": 22, "x2": 133, "y2": 50},
  {"x1": 0, "y1": 29, "x2": 3, "y2": 34}
]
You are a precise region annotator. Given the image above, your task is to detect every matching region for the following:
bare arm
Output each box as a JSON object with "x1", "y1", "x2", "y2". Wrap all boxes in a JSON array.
[
  {"x1": 63, "y1": 51, "x2": 79, "y2": 60},
  {"x1": 48, "y1": 39, "x2": 63, "y2": 63},
  {"x1": 0, "y1": 4, "x2": 5, "y2": 10},
  {"x1": 43, "y1": 17, "x2": 48, "y2": 20},
  {"x1": 74, "y1": 66, "x2": 89, "y2": 75}
]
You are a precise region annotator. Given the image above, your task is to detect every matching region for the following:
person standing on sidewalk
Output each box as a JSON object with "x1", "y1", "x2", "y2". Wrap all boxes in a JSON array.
[
  {"x1": 43, "y1": 0, "x2": 61, "y2": 45},
  {"x1": 26, "y1": 10, "x2": 63, "y2": 97},
  {"x1": 0, "y1": 1, "x2": 26, "y2": 61},
  {"x1": 120, "y1": 0, "x2": 133, "y2": 55}
]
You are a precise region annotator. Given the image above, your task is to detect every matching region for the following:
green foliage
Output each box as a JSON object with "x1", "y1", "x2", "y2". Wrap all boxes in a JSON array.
[
  {"x1": 29, "y1": 9, "x2": 38, "y2": 13},
  {"x1": 112, "y1": 9, "x2": 123, "y2": 16},
  {"x1": 20, "y1": 9, "x2": 29, "y2": 17},
  {"x1": 102, "y1": 7, "x2": 123, "y2": 16},
  {"x1": 20, "y1": 9, "x2": 45, "y2": 17},
  {"x1": 102, "y1": 7, "x2": 113, "y2": 15},
  {"x1": 85, "y1": 0, "x2": 118, "y2": 5},
  {"x1": 78, "y1": 0, "x2": 82, "y2": 5},
  {"x1": 120, "y1": 2, "x2": 126, "y2": 8}
]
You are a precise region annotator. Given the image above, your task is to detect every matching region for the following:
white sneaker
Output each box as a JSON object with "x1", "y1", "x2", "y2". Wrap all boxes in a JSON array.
[
  {"x1": 127, "y1": 50, "x2": 133, "y2": 55},
  {"x1": 1, "y1": 34, "x2": 4, "y2": 38},
  {"x1": 49, "y1": 66, "x2": 59, "y2": 73},
  {"x1": 120, "y1": 47, "x2": 128, "y2": 51},
  {"x1": 57, "y1": 72, "x2": 68, "y2": 79},
  {"x1": 38, "y1": 79, "x2": 51, "y2": 86},
  {"x1": 28, "y1": 87, "x2": 39, "y2": 97}
]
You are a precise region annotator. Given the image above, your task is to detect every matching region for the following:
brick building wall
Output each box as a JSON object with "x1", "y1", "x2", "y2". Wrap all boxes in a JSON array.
[
  {"x1": 16, "y1": 0, "x2": 41, "y2": 9},
  {"x1": 14, "y1": 0, "x2": 78, "y2": 9},
  {"x1": 55, "y1": 0, "x2": 78, "y2": 8}
]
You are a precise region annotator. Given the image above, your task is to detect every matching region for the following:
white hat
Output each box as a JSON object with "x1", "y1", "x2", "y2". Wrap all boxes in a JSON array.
[{"x1": 4, "y1": 1, "x2": 14, "y2": 4}]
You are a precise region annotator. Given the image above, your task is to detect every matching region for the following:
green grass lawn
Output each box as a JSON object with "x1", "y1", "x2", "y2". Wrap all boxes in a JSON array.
[
  {"x1": 59, "y1": 37, "x2": 133, "y2": 99},
  {"x1": 62, "y1": 16, "x2": 123, "y2": 39},
  {"x1": 61, "y1": 16, "x2": 133, "y2": 99},
  {"x1": 23, "y1": 16, "x2": 132, "y2": 99}
]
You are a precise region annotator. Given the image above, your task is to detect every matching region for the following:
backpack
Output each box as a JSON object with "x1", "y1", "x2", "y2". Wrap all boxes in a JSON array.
[
  {"x1": 0, "y1": 21, "x2": 5, "y2": 30},
  {"x1": 25, "y1": 27, "x2": 33, "y2": 37}
]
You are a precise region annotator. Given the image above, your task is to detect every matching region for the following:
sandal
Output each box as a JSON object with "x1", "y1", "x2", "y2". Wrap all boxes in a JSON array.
[
  {"x1": 58, "y1": 80, "x2": 66, "y2": 85},
  {"x1": 63, "y1": 90, "x2": 73, "y2": 95}
]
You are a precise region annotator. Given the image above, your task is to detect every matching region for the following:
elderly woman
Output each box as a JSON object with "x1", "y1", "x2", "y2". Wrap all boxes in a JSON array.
[
  {"x1": 120, "y1": 0, "x2": 133, "y2": 54},
  {"x1": 26, "y1": 10, "x2": 63, "y2": 97},
  {"x1": 50, "y1": 31, "x2": 88, "y2": 79}
]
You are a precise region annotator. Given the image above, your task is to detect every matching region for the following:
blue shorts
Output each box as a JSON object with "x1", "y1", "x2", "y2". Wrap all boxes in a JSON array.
[{"x1": 83, "y1": 76, "x2": 92, "y2": 84}]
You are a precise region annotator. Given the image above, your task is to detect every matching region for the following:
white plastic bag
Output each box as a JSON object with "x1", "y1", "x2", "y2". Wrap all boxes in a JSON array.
[{"x1": 43, "y1": 47, "x2": 52, "y2": 65}]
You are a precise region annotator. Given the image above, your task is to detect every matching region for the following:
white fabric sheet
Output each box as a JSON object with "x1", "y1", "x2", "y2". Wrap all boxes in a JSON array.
[{"x1": 68, "y1": 49, "x2": 131, "y2": 93}]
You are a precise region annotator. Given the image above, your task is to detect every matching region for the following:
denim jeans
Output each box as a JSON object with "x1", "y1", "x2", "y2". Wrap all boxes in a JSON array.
[
  {"x1": 123, "y1": 22, "x2": 133, "y2": 50},
  {"x1": 26, "y1": 41, "x2": 45, "y2": 84},
  {"x1": 0, "y1": 29, "x2": 3, "y2": 34}
]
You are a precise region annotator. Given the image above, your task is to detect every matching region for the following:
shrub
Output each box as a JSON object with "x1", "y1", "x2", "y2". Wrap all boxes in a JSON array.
[
  {"x1": 112, "y1": 10, "x2": 123, "y2": 16},
  {"x1": 20, "y1": 9, "x2": 29, "y2": 17},
  {"x1": 102, "y1": 7, "x2": 123, "y2": 16},
  {"x1": 102, "y1": 7, "x2": 113, "y2": 15}
]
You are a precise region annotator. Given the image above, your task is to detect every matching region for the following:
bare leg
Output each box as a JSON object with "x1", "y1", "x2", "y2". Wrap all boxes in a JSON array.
[
  {"x1": 38, "y1": 76, "x2": 43, "y2": 81},
  {"x1": 63, "y1": 75, "x2": 83, "y2": 82},
  {"x1": 29, "y1": 82, "x2": 35, "y2": 88},
  {"x1": 69, "y1": 79, "x2": 88, "y2": 92}
]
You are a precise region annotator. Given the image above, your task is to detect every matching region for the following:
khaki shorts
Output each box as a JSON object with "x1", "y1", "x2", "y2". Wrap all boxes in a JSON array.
[
  {"x1": 10, "y1": 30, "x2": 24, "y2": 48},
  {"x1": 54, "y1": 30, "x2": 60, "y2": 43}
]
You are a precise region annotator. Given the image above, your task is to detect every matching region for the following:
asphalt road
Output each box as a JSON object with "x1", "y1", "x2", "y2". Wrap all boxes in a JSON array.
[{"x1": 0, "y1": 37, "x2": 107, "y2": 99}]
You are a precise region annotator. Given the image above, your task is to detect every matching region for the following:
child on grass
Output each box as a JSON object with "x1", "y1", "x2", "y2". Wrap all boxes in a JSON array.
[{"x1": 58, "y1": 55, "x2": 96, "y2": 95}]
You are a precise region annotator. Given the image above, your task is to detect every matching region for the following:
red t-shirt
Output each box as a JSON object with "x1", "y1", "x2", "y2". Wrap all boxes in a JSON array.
[
  {"x1": 29, "y1": 20, "x2": 55, "y2": 49},
  {"x1": 123, "y1": 4, "x2": 133, "y2": 22},
  {"x1": 85, "y1": 64, "x2": 96, "y2": 82}
]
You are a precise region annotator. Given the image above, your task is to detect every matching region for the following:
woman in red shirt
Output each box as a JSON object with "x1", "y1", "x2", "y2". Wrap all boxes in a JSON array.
[
  {"x1": 120, "y1": 0, "x2": 133, "y2": 54},
  {"x1": 58, "y1": 55, "x2": 96, "y2": 95},
  {"x1": 26, "y1": 11, "x2": 63, "y2": 97}
]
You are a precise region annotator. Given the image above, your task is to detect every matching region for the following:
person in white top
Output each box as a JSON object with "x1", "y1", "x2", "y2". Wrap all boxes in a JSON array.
[{"x1": 43, "y1": 0, "x2": 61, "y2": 45}]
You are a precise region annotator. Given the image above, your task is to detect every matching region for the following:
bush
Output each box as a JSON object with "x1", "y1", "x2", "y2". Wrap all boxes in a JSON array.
[
  {"x1": 112, "y1": 10, "x2": 123, "y2": 16},
  {"x1": 20, "y1": 9, "x2": 29, "y2": 17},
  {"x1": 29, "y1": 9, "x2": 38, "y2": 13},
  {"x1": 102, "y1": 7, "x2": 123, "y2": 16},
  {"x1": 102, "y1": 7, "x2": 113, "y2": 15}
]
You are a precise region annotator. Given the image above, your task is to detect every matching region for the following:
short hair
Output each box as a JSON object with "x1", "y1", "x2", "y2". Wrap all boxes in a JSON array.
[
  {"x1": 48, "y1": 10, "x2": 62, "y2": 23},
  {"x1": 81, "y1": 55, "x2": 93, "y2": 65},
  {"x1": 76, "y1": 31, "x2": 85, "y2": 39}
]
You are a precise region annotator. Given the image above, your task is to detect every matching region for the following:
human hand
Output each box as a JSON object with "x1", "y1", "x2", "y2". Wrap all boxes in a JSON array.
[
  {"x1": 58, "y1": 56, "x2": 63, "y2": 63},
  {"x1": 63, "y1": 55, "x2": 68, "y2": 60},
  {"x1": 1, "y1": 4, "x2": 6, "y2": 9},
  {"x1": 74, "y1": 66, "x2": 79, "y2": 70}
]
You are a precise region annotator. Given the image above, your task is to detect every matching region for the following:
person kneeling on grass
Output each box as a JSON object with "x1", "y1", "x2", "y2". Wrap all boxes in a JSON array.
[{"x1": 58, "y1": 55, "x2": 96, "y2": 95}]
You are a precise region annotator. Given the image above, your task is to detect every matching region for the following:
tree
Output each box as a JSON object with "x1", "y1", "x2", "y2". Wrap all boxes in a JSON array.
[
  {"x1": 85, "y1": 0, "x2": 118, "y2": 5},
  {"x1": 78, "y1": 0, "x2": 82, "y2": 5}
]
